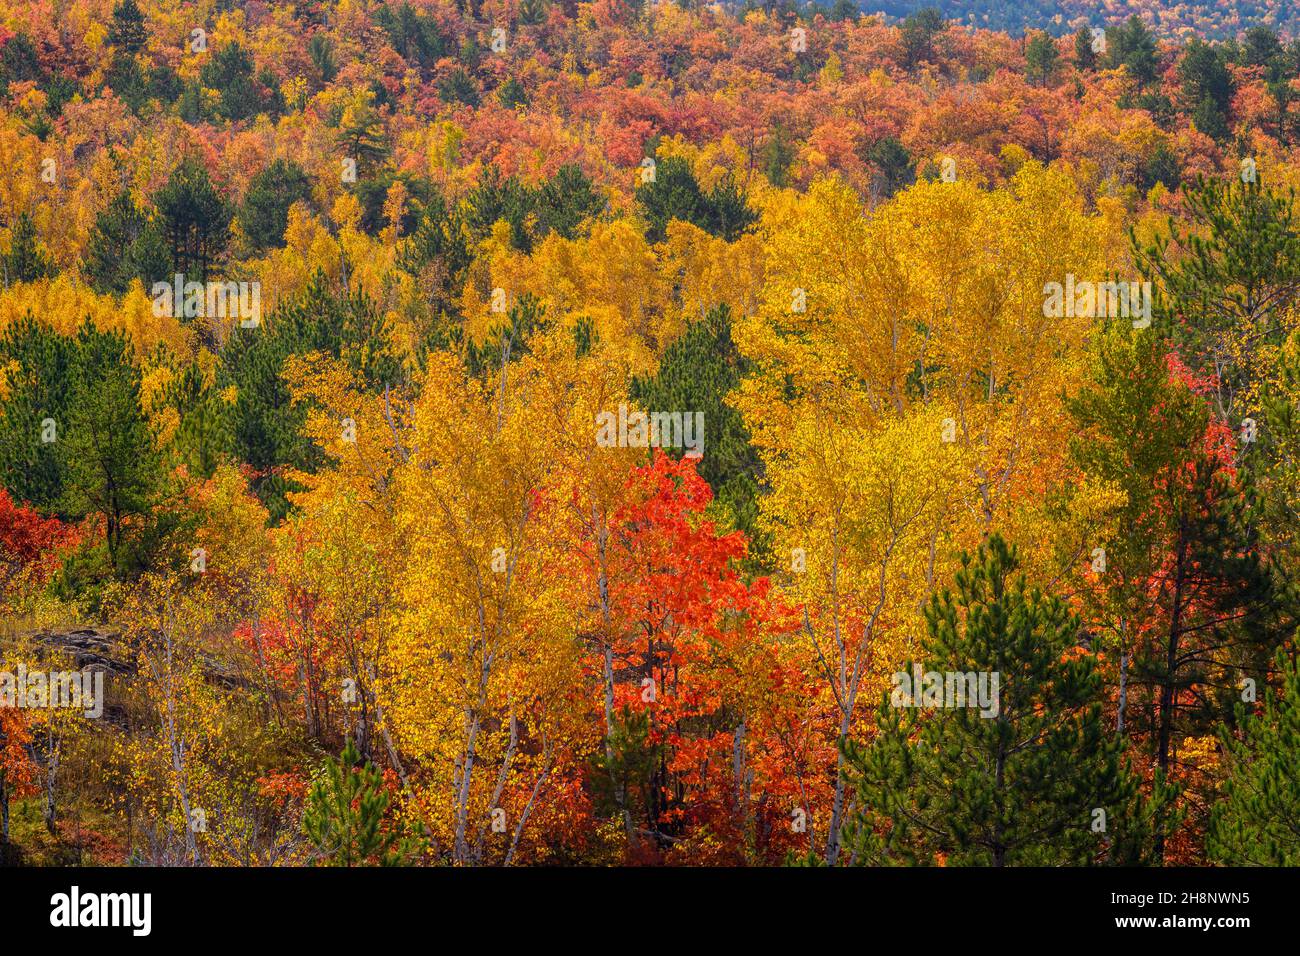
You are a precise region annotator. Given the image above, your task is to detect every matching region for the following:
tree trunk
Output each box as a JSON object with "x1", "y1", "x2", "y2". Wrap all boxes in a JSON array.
[
  {"x1": 453, "y1": 662, "x2": 489, "y2": 864},
  {"x1": 732, "y1": 720, "x2": 750, "y2": 849},
  {"x1": 0, "y1": 768, "x2": 8, "y2": 848},
  {"x1": 1117, "y1": 649, "x2": 1129, "y2": 735},
  {"x1": 595, "y1": 516, "x2": 634, "y2": 840},
  {"x1": 1154, "y1": 528, "x2": 1189, "y2": 862},
  {"x1": 993, "y1": 722, "x2": 1007, "y2": 866},
  {"x1": 506, "y1": 754, "x2": 553, "y2": 866},
  {"x1": 1117, "y1": 620, "x2": 1128, "y2": 737},
  {"x1": 825, "y1": 711, "x2": 852, "y2": 865},
  {"x1": 43, "y1": 731, "x2": 59, "y2": 835}
]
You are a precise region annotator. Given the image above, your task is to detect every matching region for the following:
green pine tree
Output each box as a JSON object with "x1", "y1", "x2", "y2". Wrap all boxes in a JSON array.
[
  {"x1": 1207, "y1": 650, "x2": 1300, "y2": 865},
  {"x1": 1131, "y1": 175, "x2": 1300, "y2": 422},
  {"x1": 241, "y1": 158, "x2": 314, "y2": 251},
  {"x1": 1025, "y1": 31, "x2": 1060, "y2": 86},
  {"x1": 158, "y1": 358, "x2": 232, "y2": 480},
  {"x1": 899, "y1": 7, "x2": 944, "y2": 70},
  {"x1": 375, "y1": 2, "x2": 450, "y2": 69},
  {"x1": 1138, "y1": 143, "x2": 1182, "y2": 191},
  {"x1": 1251, "y1": 337, "x2": 1300, "y2": 581},
  {"x1": 465, "y1": 166, "x2": 537, "y2": 251},
  {"x1": 85, "y1": 190, "x2": 171, "y2": 294},
  {"x1": 0, "y1": 313, "x2": 73, "y2": 511},
  {"x1": 154, "y1": 157, "x2": 233, "y2": 283},
  {"x1": 636, "y1": 156, "x2": 707, "y2": 243},
  {"x1": 536, "y1": 164, "x2": 603, "y2": 239},
  {"x1": 307, "y1": 34, "x2": 337, "y2": 84},
  {"x1": 497, "y1": 75, "x2": 527, "y2": 109},
  {"x1": 1241, "y1": 26, "x2": 1285, "y2": 77},
  {"x1": 518, "y1": 0, "x2": 548, "y2": 26},
  {"x1": 198, "y1": 42, "x2": 268, "y2": 122},
  {"x1": 1105, "y1": 16, "x2": 1159, "y2": 88},
  {"x1": 1064, "y1": 323, "x2": 1287, "y2": 861},
  {"x1": 863, "y1": 136, "x2": 914, "y2": 201},
  {"x1": 58, "y1": 322, "x2": 164, "y2": 576},
  {"x1": 107, "y1": 0, "x2": 148, "y2": 54},
  {"x1": 1073, "y1": 25, "x2": 1098, "y2": 71},
  {"x1": 396, "y1": 190, "x2": 474, "y2": 352},
  {"x1": 0, "y1": 33, "x2": 44, "y2": 97},
  {"x1": 829, "y1": 0, "x2": 857, "y2": 22},
  {"x1": 304, "y1": 739, "x2": 420, "y2": 866},
  {"x1": 703, "y1": 173, "x2": 758, "y2": 241},
  {"x1": 106, "y1": 52, "x2": 150, "y2": 112},
  {"x1": 762, "y1": 121, "x2": 797, "y2": 189},
  {"x1": 437, "y1": 67, "x2": 480, "y2": 108},
  {"x1": 464, "y1": 293, "x2": 546, "y2": 380},
  {"x1": 335, "y1": 102, "x2": 390, "y2": 178},
  {"x1": 628, "y1": 305, "x2": 767, "y2": 561},
  {"x1": 841, "y1": 534, "x2": 1172, "y2": 866},
  {"x1": 635, "y1": 156, "x2": 755, "y2": 243},
  {"x1": 220, "y1": 272, "x2": 399, "y2": 520},
  {"x1": 351, "y1": 170, "x2": 433, "y2": 236},
  {"x1": 1178, "y1": 39, "x2": 1234, "y2": 141},
  {"x1": 3, "y1": 213, "x2": 53, "y2": 284},
  {"x1": 590, "y1": 706, "x2": 669, "y2": 842}
]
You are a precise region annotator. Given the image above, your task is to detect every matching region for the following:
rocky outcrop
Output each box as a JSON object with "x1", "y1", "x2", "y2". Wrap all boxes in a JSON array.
[
  {"x1": 5, "y1": 625, "x2": 251, "y2": 689},
  {"x1": 17, "y1": 627, "x2": 134, "y2": 675}
]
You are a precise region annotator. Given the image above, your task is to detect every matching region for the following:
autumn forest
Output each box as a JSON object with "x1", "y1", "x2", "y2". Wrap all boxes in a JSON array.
[{"x1": 1, "y1": 0, "x2": 1299, "y2": 874}]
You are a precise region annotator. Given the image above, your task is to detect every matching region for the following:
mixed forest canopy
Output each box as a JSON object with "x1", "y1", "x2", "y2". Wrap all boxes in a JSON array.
[
  {"x1": 874, "y1": 1, "x2": 1299, "y2": 41},
  {"x1": 0, "y1": 0, "x2": 1299, "y2": 868}
]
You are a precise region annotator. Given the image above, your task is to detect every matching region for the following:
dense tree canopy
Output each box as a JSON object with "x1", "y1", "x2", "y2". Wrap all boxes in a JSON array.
[{"x1": 0, "y1": 0, "x2": 1297, "y2": 871}]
